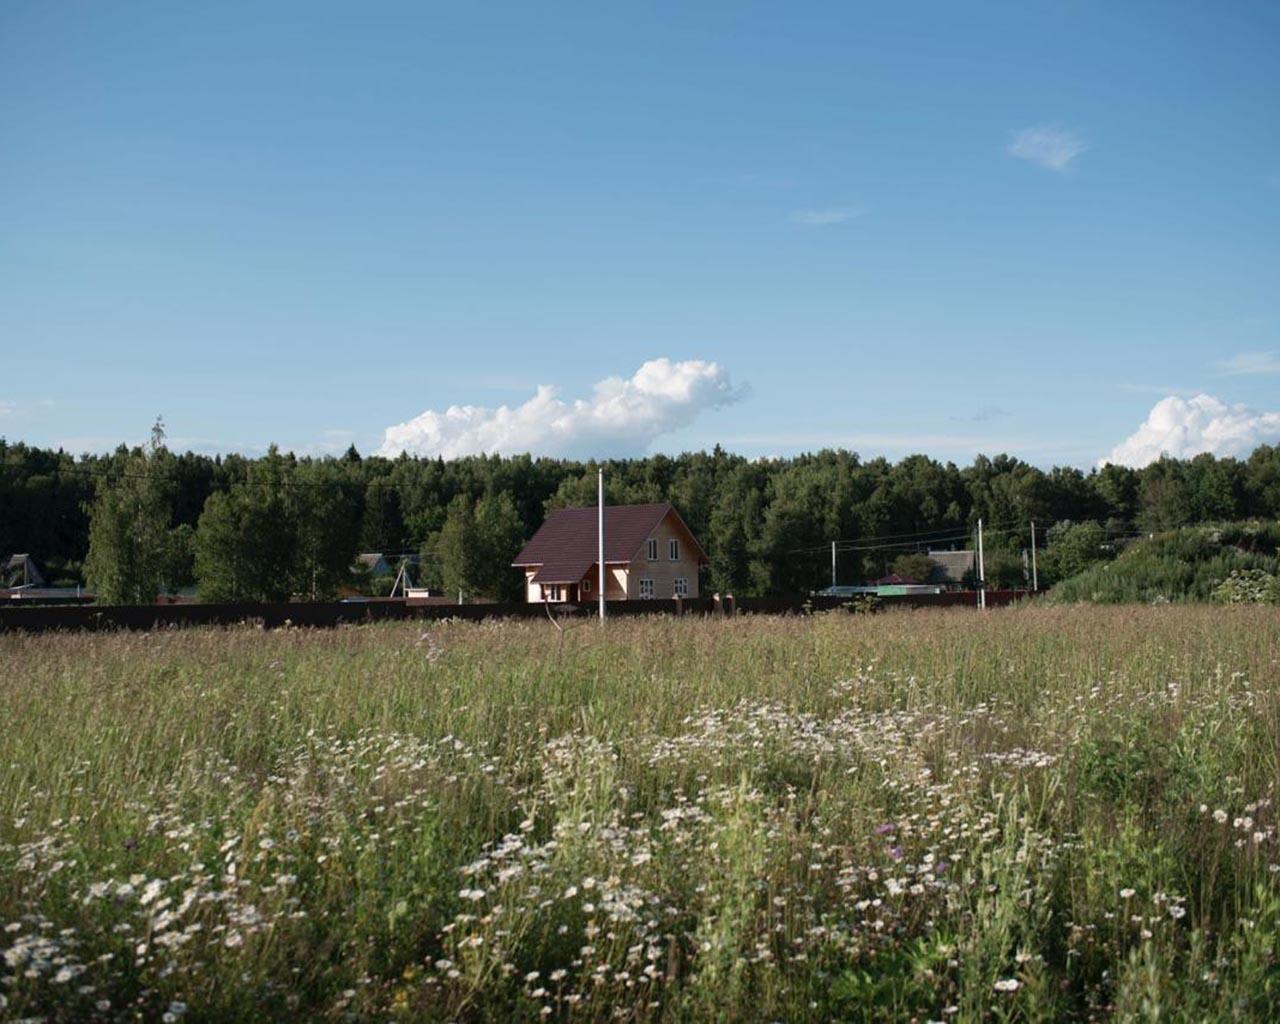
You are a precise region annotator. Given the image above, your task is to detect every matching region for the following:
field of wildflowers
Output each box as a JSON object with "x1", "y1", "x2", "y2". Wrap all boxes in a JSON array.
[{"x1": 3, "y1": 605, "x2": 1280, "y2": 1021}]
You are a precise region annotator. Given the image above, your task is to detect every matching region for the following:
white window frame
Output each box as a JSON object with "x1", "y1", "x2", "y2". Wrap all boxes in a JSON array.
[
  {"x1": 638, "y1": 578, "x2": 654, "y2": 599},
  {"x1": 544, "y1": 584, "x2": 562, "y2": 602},
  {"x1": 669, "y1": 538, "x2": 679, "y2": 561},
  {"x1": 674, "y1": 577, "x2": 689, "y2": 597},
  {"x1": 646, "y1": 538, "x2": 658, "y2": 560}
]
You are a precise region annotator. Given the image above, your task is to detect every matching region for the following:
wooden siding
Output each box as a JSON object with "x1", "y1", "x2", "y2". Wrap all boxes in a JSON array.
[
  {"x1": 626, "y1": 511, "x2": 701, "y2": 599},
  {"x1": 521, "y1": 509, "x2": 702, "y2": 603}
]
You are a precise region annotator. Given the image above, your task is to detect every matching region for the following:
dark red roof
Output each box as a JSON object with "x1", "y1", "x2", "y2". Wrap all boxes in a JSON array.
[
  {"x1": 871, "y1": 573, "x2": 920, "y2": 586},
  {"x1": 530, "y1": 560, "x2": 595, "y2": 584},
  {"x1": 513, "y1": 502, "x2": 707, "y2": 568}
]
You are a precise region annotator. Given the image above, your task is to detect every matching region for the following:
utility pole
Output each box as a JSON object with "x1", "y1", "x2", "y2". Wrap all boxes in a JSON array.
[
  {"x1": 977, "y1": 517, "x2": 987, "y2": 610},
  {"x1": 831, "y1": 540, "x2": 837, "y2": 589},
  {"x1": 1030, "y1": 520, "x2": 1038, "y2": 592},
  {"x1": 598, "y1": 467, "x2": 606, "y2": 622}
]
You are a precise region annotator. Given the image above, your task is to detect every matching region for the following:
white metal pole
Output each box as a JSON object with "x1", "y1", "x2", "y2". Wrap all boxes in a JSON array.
[
  {"x1": 1030, "y1": 520, "x2": 1038, "y2": 592},
  {"x1": 598, "y1": 468, "x2": 606, "y2": 622},
  {"x1": 831, "y1": 541, "x2": 837, "y2": 589},
  {"x1": 977, "y1": 517, "x2": 986, "y2": 610}
]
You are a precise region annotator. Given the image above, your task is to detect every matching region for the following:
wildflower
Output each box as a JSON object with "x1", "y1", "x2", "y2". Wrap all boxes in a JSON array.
[
  {"x1": 874, "y1": 823, "x2": 895, "y2": 836},
  {"x1": 993, "y1": 978, "x2": 1020, "y2": 992},
  {"x1": 1169, "y1": 905, "x2": 1187, "y2": 920},
  {"x1": 1213, "y1": 809, "x2": 1229, "y2": 824},
  {"x1": 1120, "y1": 888, "x2": 1135, "y2": 899}
]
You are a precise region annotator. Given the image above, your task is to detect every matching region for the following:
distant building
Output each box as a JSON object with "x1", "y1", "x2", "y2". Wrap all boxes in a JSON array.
[
  {"x1": 926, "y1": 549, "x2": 976, "y2": 588},
  {"x1": 513, "y1": 502, "x2": 707, "y2": 603},
  {"x1": 2, "y1": 554, "x2": 46, "y2": 589}
]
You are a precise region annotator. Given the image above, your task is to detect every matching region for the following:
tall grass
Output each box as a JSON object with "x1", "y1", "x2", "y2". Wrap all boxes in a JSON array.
[{"x1": 2, "y1": 606, "x2": 1279, "y2": 1020}]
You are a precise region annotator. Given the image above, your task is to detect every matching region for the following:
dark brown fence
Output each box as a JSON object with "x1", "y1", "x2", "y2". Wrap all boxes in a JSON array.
[{"x1": 0, "y1": 591, "x2": 1035, "y2": 634}]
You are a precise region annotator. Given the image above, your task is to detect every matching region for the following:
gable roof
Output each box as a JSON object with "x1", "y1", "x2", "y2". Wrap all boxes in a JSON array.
[
  {"x1": 513, "y1": 502, "x2": 707, "y2": 569},
  {"x1": 926, "y1": 549, "x2": 975, "y2": 583}
]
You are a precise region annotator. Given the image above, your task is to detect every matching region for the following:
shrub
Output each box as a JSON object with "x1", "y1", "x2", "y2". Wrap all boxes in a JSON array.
[
  {"x1": 1212, "y1": 569, "x2": 1280, "y2": 605},
  {"x1": 1049, "y1": 523, "x2": 1280, "y2": 604}
]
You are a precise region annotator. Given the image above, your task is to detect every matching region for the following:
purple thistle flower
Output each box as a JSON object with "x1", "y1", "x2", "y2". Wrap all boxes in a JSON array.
[
  {"x1": 888, "y1": 845, "x2": 904, "y2": 861},
  {"x1": 874, "y1": 822, "x2": 895, "y2": 836}
]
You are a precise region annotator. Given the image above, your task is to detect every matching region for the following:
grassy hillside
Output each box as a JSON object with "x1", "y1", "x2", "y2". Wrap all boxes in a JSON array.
[
  {"x1": 4, "y1": 608, "x2": 1280, "y2": 1020},
  {"x1": 1048, "y1": 521, "x2": 1280, "y2": 604}
]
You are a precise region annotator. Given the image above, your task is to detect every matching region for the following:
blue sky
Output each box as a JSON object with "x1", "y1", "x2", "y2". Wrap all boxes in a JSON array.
[{"x1": 1, "y1": 1, "x2": 1277, "y2": 467}]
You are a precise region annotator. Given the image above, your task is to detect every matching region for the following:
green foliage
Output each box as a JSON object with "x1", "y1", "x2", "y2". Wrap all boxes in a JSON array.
[
  {"x1": 289, "y1": 460, "x2": 361, "y2": 600},
  {"x1": 8, "y1": 438, "x2": 1280, "y2": 596},
  {"x1": 1049, "y1": 523, "x2": 1280, "y2": 604},
  {"x1": 193, "y1": 448, "x2": 299, "y2": 602},
  {"x1": 422, "y1": 491, "x2": 525, "y2": 601},
  {"x1": 82, "y1": 420, "x2": 188, "y2": 604},
  {"x1": 981, "y1": 547, "x2": 1027, "y2": 589},
  {"x1": 890, "y1": 552, "x2": 938, "y2": 582},
  {"x1": 1212, "y1": 569, "x2": 1280, "y2": 605},
  {"x1": 1042, "y1": 519, "x2": 1111, "y2": 584}
]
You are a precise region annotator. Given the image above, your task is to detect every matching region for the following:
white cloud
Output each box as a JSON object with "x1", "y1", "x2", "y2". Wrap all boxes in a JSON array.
[
  {"x1": 1100, "y1": 394, "x2": 1280, "y2": 468},
  {"x1": 790, "y1": 207, "x2": 860, "y2": 226},
  {"x1": 1217, "y1": 351, "x2": 1280, "y2": 376},
  {"x1": 378, "y1": 358, "x2": 740, "y2": 459},
  {"x1": 0, "y1": 398, "x2": 53, "y2": 418},
  {"x1": 1008, "y1": 125, "x2": 1087, "y2": 171}
]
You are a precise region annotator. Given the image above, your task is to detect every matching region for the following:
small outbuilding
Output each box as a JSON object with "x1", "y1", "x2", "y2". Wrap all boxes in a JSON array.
[{"x1": 513, "y1": 502, "x2": 707, "y2": 603}]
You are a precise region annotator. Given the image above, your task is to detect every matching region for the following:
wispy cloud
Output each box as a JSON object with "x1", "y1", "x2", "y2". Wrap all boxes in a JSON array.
[
  {"x1": 790, "y1": 206, "x2": 861, "y2": 226},
  {"x1": 1101, "y1": 394, "x2": 1280, "y2": 468},
  {"x1": 1008, "y1": 125, "x2": 1087, "y2": 172},
  {"x1": 378, "y1": 358, "x2": 741, "y2": 459},
  {"x1": 1217, "y1": 351, "x2": 1280, "y2": 376},
  {"x1": 0, "y1": 398, "x2": 54, "y2": 418},
  {"x1": 720, "y1": 431, "x2": 1087, "y2": 458},
  {"x1": 949, "y1": 407, "x2": 1011, "y2": 423}
]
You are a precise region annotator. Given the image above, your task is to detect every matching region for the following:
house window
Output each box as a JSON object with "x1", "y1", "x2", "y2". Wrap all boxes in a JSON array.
[
  {"x1": 674, "y1": 577, "x2": 689, "y2": 597},
  {"x1": 543, "y1": 584, "x2": 562, "y2": 601},
  {"x1": 638, "y1": 578, "x2": 654, "y2": 599},
  {"x1": 669, "y1": 538, "x2": 679, "y2": 561},
  {"x1": 646, "y1": 538, "x2": 658, "y2": 560},
  {"x1": 582, "y1": 577, "x2": 592, "y2": 593}
]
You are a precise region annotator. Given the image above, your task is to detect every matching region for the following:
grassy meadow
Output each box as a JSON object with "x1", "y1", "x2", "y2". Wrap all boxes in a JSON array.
[{"x1": 3, "y1": 606, "x2": 1280, "y2": 1021}]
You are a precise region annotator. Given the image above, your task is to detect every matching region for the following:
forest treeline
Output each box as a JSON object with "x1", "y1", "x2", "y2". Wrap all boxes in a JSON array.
[{"x1": 3, "y1": 429, "x2": 1280, "y2": 602}]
